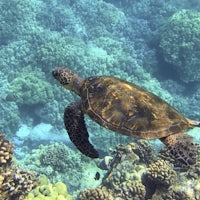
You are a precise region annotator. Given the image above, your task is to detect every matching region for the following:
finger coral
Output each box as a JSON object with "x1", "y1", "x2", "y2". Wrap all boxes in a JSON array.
[
  {"x1": 0, "y1": 133, "x2": 13, "y2": 166},
  {"x1": 120, "y1": 181, "x2": 146, "y2": 200},
  {"x1": 0, "y1": 167, "x2": 38, "y2": 200},
  {"x1": 0, "y1": 132, "x2": 39, "y2": 200},
  {"x1": 147, "y1": 159, "x2": 176, "y2": 187},
  {"x1": 78, "y1": 187, "x2": 113, "y2": 200}
]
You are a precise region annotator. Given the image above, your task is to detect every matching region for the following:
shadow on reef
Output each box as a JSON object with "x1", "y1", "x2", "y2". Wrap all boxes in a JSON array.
[{"x1": 78, "y1": 140, "x2": 200, "y2": 200}]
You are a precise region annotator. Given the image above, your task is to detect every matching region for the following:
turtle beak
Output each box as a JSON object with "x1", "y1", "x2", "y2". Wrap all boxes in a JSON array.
[
  {"x1": 52, "y1": 67, "x2": 63, "y2": 81},
  {"x1": 52, "y1": 67, "x2": 73, "y2": 86}
]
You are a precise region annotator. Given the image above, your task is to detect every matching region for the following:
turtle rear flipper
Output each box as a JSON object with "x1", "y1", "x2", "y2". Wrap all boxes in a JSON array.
[
  {"x1": 160, "y1": 132, "x2": 197, "y2": 165},
  {"x1": 64, "y1": 102, "x2": 99, "y2": 158},
  {"x1": 187, "y1": 118, "x2": 200, "y2": 127}
]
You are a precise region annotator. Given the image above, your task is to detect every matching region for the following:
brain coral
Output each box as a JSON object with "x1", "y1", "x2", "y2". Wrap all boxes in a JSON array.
[
  {"x1": 147, "y1": 159, "x2": 177, "y2": 187},
  {"x1": 120, "y1": 181, "x2": 146, "y2": 200},
  {"x1": 159, "y1": 9, "x2": 200, "y2": 83},
  {"x1": 25, "y1": 181, "x2": 72, "y2": 200}
]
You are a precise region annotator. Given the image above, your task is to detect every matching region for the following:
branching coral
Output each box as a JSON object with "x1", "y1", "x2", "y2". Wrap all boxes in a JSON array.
[
  {"x1": 159, "y1": 144, "x2": 200, "y2": 179},
  {"x1": 151, "y1": 187, "x2": 194, "y2": 200},
  {"x1": 78, "y1": 142, "x2": 147, "y2": 200},
  {"x1": 0, "y1": 0, "x2": 41, "y2": 44},
  {"x1": 72, "y1": 0, "x2": 126, "y2": 37},
  {"x1": 39, "y1": 142, "x2": 70, "y2": 172},
  {"x1": 0, "y1": 167, "x2": 38, "y2": 200},
  {"x1": 35, "y1": 33, "x2": 86, "y2": 72},
  {"x1": 127, "y1": 140, "x2": 156, "y2": 164},
  {"x1": 0, "y1": 102, "x2": 21, "y2": 136}
]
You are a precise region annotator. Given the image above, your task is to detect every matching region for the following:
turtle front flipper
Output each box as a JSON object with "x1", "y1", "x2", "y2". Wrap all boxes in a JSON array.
[
  {"x1": 64, "y1": 101, "x2": 99, "y2": 158},
  {"x1": 160, "y1": 132, "x2": 197, "y2": 165}
]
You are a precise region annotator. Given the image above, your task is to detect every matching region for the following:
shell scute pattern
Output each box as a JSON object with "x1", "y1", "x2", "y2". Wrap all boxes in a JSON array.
[
  {"x1": 52, "y1": 67, "x2": 199, "y2": 165},
  {"x1": 81, "y1": 76, "x2": 189, "y2": 139}
]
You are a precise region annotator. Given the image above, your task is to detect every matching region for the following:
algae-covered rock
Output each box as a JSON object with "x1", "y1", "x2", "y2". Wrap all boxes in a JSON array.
[{"x1": 25, "y1": 181, "x2": 72, "y2": 200}]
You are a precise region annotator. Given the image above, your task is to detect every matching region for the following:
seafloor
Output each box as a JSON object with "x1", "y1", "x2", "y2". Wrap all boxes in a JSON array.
[{"x1": 0, "y1": 0, "x2": 200, "y2": 199}]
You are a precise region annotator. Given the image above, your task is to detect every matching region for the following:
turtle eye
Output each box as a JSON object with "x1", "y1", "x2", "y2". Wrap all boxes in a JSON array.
[{"x1": 52, "y1": 69, "x2": 60, "y2": 79}]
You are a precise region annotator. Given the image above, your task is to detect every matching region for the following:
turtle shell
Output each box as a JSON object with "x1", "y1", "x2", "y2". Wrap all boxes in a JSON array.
[{"x1": 80, "y1": 76, "x2": 191, "y2": 139}]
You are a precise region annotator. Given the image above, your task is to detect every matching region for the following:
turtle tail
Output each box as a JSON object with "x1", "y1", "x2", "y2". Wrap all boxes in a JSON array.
[{"x1": 160, "y1": 132, "x2": 197, "y2": 165}]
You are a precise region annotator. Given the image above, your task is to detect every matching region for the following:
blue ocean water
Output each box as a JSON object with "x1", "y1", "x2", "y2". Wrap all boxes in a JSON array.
[{"x1": 0, "y1": 0, "x2": 200, "y2": 199}]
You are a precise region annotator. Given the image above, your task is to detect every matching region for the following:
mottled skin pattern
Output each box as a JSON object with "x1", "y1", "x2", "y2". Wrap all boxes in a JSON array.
[{"x1": 52, "y1": 67, "x2": 200, "y2": 165}]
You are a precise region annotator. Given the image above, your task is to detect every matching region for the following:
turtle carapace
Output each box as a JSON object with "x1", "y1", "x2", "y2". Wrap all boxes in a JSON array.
[{"x1": 52, "y1": 67, "x2": 200, "y2": 165}]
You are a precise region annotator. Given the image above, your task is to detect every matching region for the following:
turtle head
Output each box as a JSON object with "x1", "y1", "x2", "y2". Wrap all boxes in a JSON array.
[{"x1": 52, "y1": 67, "x2": 83, "y2": 95}]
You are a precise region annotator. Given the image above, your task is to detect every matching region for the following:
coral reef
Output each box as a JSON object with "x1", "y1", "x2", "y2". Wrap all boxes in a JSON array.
[
  {"x1": 1, "y1": 0, "x2": 198, "y2": 141},
  {"x1": 78, "y1": 140, "x2": 200, "y2": 200},
  {"x1": 0, "y1": 167, "x2": 38, "y2": 200},
  {"x1": 0, "y1": 0, "x2": 41, "y2": 45},
  {"x1": 17, "y1": 142, "x2": 101, "y2": 193},
  {"x1": 35, "y1": 33, "x2": 86, "y2": 72},
  {"x1": 72, "y1": 0, "x2": 126, "y2": 39},
  {"x1": 159, "y1": 9, "x2": 200, "y2": 83},
  {"x1": 0, "y1": 132, "x2": 39, "y2": 200},
  {"x1": 8, "y1": 66, "x2": 54, "y2": 106}
]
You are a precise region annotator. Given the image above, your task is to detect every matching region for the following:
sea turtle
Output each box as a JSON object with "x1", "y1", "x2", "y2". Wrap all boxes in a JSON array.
[{"x1": 52, "y1": 67, "x2": 200, "y2": 165}]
